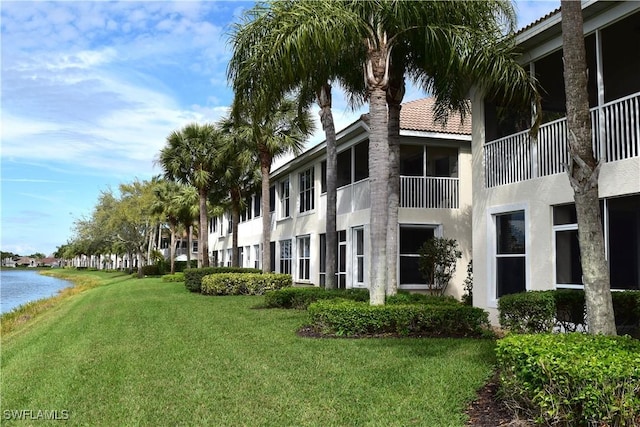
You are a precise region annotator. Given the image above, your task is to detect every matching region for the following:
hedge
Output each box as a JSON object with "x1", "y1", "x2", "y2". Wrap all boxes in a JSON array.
[
  {"x1": 184, "y1": 267, "x2": 262, "y2": 293},
  {"x1": 307, "y1": 299, "x2": 490, "y2": 337},
  {"x1": 498, "y1": 290, "x2": 640, "y2": 336},
  {"x1": 264, "y1": 288, "x2": 370, "y2": 309},
  {"x1": 200, "y1": 273, "x2": 291, "y2": 296},
  {"x1": 162, "y1": 272, "x2": 185, "y2": 283},
  {"x1": 496, "y1": 333, "x2": 640, "y2": 426}
]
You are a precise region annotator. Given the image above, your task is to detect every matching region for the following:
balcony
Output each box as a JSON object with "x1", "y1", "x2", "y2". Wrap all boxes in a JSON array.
[
  {"x1": 400, "y1": 176, "x2": 460, "y2": 209},
  {"x1": 484, "y1": 92, "x2": 640, "y2": 188}
]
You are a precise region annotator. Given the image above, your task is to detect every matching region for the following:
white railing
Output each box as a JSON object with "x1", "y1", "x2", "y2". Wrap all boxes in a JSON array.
[
  {"x1": 485, "y1": 92, "x2": 640, "y2": 187},
  {"x1": 400, "y1": 176, "x2": 460, "y2": 209}
]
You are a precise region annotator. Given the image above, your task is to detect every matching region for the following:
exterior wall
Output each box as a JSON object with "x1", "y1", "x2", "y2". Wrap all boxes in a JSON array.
[
  {"x1": 471, "y1": 1, "x2": 640, "y2": 324},
  {"x1": 209, "y1": 122, "x2": 473, "y2": 297}
]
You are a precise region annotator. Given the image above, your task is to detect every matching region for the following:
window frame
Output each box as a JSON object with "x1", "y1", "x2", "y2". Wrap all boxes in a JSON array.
[
  {"x1": 297, "y1": 235, "x2": 311, "y2": 281},
  {"x1": 299, "y1": 167, "x2": 315, "y2": 213}
]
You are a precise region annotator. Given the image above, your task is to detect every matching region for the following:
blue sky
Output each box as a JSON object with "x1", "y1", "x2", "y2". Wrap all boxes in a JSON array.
[{"x1": 1, "y1": 0, "x2": 559, "y2": 256}]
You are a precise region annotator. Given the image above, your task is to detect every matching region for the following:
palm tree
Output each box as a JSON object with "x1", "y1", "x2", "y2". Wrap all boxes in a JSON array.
[
  {"x1": 229, "y1": 0, "x2": 538, "y2": 303},
  {"x1": 157, "y1": 122, "x2": 223, "y2": 268},
  {"x1": 228, "y1": 0, "x2": 364, "y2": 286},
  {"x1": 217, "y1": 115, "x2": 262, "y2": 268},
  {"x1": 560, "y1": 0, "x2": 615, "y2": 335},
  {"x1": 229, "y1": 97, "x2": 314, "y2": 272}
]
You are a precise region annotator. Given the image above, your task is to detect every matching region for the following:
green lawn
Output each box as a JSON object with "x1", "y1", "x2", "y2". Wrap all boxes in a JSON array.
[{"x1": 1, "y1": 271, "x2": 496, "y2": 426}]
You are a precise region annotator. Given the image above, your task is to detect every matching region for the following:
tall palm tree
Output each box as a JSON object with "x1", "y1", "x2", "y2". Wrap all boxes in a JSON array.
[
  {"x1": 229, "y1": 97, "x2": 314, "y2": 272},
  {"x1": 157, "y1": 122, "x2": 223, "y2": 268},
  {"x1": 218, "y1": 115, "x2": 262, "y2": 268},
  {"x1": 229, "y1": 0, "x2": 538, "y2": 303},
  {"x1": 228, "y1": 0, "x2": 364, "y2": 286}
]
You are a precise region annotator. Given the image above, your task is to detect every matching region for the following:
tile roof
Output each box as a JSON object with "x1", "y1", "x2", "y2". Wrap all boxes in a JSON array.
[{"x1": 399, "y1": 98, "x2": 471, "y2": 135}]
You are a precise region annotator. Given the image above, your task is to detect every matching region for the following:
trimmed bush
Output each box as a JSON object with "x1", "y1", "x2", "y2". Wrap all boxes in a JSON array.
[
  {"x1": 307, "y1": 299, "x2": 490, "y2": 337},
  {"x1": 499, "y1": 290, "x2": 640, "y2": 336},
  {"x1": 496, "y1": 333, "x2": 640, "y2": 426},
  {"x1": 174, "y1": 260, "x2": 198, "y2": 273},
  {"x1": 264, "y1": 287, "x2": 369, "y2": 309},
  {"x1": 385, "y1": 292, "x2": 459, "y2": 306},
  {"x1": 201, "y1": 273, "x2": 291, "y2": 296},
  {"x1": 162, "y1": 272, "x2": 184, "y2": 283},
  {"x1": 141, "y1": 264, "x2": 161, "y2": 276},
  {"x1": 184, "y1": 267, "x2": 261, "y2": 293},
  {"x1": 498, "y1": 291, "x2": 556, "y2": 333}
]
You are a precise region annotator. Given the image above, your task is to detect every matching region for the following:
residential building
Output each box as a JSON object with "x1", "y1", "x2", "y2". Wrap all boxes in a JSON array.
[
  {"x1": 209, "y1": 98, "x2": 473, "y2": 297},
  {"x1": 471, "y1": 1, "x2": 640, "y2": 322}
]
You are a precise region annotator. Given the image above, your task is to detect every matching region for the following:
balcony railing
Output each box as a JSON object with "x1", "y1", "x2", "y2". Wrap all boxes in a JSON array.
[
  {"x1": 400, "y1": 176, "x2": 460, "y2": 209},
  {"x1": 485, "y1": 92, "x2": 640, "y2": 188}
]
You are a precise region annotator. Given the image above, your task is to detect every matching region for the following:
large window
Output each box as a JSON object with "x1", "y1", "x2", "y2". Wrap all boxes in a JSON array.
[
  {"x1": 298, "y1": 235, "x2": 311, "y2": 281},
  {"x1": 554, "y1": 195, "x2": 639, "y2": 290},
  {"x1": 399, "y1": 145, "x2": 458, "y2": 177},
  {"x1": 280, "y1": 239, "x2": 292, "y2": 275},
  {"x1": 495, "y1": 211, "x2": 526, "y2": 297},
  {"x1": 269, "y1": 185, "x2": 276, "y2": 213},
  {"x1": 399, "y1": 226, "x2": 437, "y2": 286},
  {"x1": 336, "y1": 140, "x2": 369, "y2": 188},
  {"x1": 280, "y1": 178, "x2": 290, "y2": 218},
  {"x1": 299, "y1": 168, "x2": 314, "y2": 213}
]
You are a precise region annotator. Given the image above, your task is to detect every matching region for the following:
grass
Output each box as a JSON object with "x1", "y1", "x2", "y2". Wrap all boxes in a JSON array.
[{"x1": 1, "y1": 270, "x2": 496, "y2": 426}]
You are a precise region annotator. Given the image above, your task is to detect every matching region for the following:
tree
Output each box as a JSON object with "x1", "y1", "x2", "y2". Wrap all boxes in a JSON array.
[
  {"x1": 418, "y1": 237, "x2": 462, "y2": 296},
  {"x1": 228, "y1": 0, "x2": 365, "y2": 287},
  {"x1": 157, "y1": 123, "x2": 223, "y2": 268},
  {"x1": 228, "y1": 97, "x2": 314, "y2": 272},
  {"x1": 560, "y1": 0, "x2": 616, "y2": 335},
  {"x1": 218, "y1": 115, "x2": 261, "y2": 268}
]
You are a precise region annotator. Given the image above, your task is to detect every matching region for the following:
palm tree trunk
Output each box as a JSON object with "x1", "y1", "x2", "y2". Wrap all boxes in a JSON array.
[
  {"x1": 366, "y1": 34, "x2": 391, "y2": 305},
  {"x1": 198, "y1": 188, "x2": 210, "y2": 268},
  {"x1": 170, "y1": 223, "x2": 176, "y2": 275},
  {"x1": 260, "y1": 148, "x2": 273, "y2": 272},
  {"x1": 386, "y1": 68, "x2": 405, "y2": 297},
  {"x1": 318, "y1": 83, "x2": 337, "y2": 289},
  {"x1": 561, "y1": 0, "x2": 616, "y2": 335},
  {"x1": 186, "y1": 225, "x2": 192, "y2": 268}
]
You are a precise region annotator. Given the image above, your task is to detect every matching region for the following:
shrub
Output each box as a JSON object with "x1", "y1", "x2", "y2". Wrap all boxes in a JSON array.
[
  {"x1": 141, "y1": 264, "x2": 161, "y2": 276},
  {"x1": 201, "y1": 273, "x2": 291, "y2": 296},
  {"x1": 385, "y1": 292, "x2": 459, "y2": 306},
  {"x1": 613, "y1": 291, "x2": 640, "y2": 336},
  {"x1": 496, "y1": 333, "x2": 640, "y2": 426},
  {"x1": 174, "y1": 260, "x2": 198, "y2": 273},
  {"x1": 498, "y1": 291, "x2": 556, "y2": 333},
  {"x1": 264, "y1": 287, "x2": 369, "y2": 309},
  {"x1": 162, "y1": 272, "x2": 185, "y2": 283},
  {"x1": 184, "y1": 267, "x2": 261, "y2": 293},
  {"x1": 417, "y1": 237, "x2": 462, "y2": 295},
  {"x1": 307, "y1": 299, "x2": 490, "y2": 337}
]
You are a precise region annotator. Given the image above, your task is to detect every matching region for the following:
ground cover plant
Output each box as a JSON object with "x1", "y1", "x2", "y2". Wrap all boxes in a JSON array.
[{"x1": 1, "y1": 271, "x2": 496, "y2": 426}]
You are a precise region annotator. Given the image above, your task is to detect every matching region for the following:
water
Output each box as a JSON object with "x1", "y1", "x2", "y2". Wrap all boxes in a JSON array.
[{"x1": 0, "y1": 270, "x2": 72, "y2": 314}]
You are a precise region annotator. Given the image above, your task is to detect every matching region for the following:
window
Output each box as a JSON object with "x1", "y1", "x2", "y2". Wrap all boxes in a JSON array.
[
  {"x1": 495, "y1": 211, "x2": 526, "y2": 297},
  {"x1": 338, "y1": 230, "x2": 347, "y2": 288},
  {"x1": 353, "y1": 227, "x2": 365, "y2": 285},
  {"x1": 298, "y1": 235, "x2": 311, "y2": 281},
  {"x1": 253, "y1": 193, "x2": 261, "y2": 218},
  {"x1": 280, "y1": 179, "x2": 290, "y2": 218},
  {"x1": 192, "y1": 240, "x2": 199, "y2": 254},
  {"x1": 400, "y1": 145, "x2": 424, "y2": 176},
  {"x1": 228, "y1": 216, "x2": 232, "y2": 234},
  {"x1": 399, "y1": 226, "x2": 436, "y2": 286},
  {"x1": 254, "y1": 245, "x2": 260, "y2": 269},
  {"x1": 279, "y1": 240, "x2": 292, "y2": 274},
  {"x1": 226, "y1": 248, "x2": 232, "y2": 267},
  {"x1": 211, "y1": 217, "x2": 218, "y2": 233},
  {"x1": 320, "y1": 161, "x2": 327, "y2": 193},
  {"x1": 554, "y1": 196, "x2": 639, "y2": 290},
  {"x1": 270, "y1": 241, "x2": 276, "y2": 273},
  {"x1": 427, "y1": 147, "x2": 458, "y2": 177},
  {"x1": 337, "y1": 149, "x2": 351, "y2": 188},
  {"x1": 299, "y1": 168, "x2": 314, "y2": 213},
  {"x1": 238, "y1": 247, "x2": 244, "y2": 267},
  {"x1": 319, "y1": 233, "x2": 326, "y2": 286},
  {"x1": 354, "y1": 140, "x2": 369, "y2": 182},
  {"x1": 269, "y1": 185, "x2": 276, "y2": 213},
  {"x1": 212, "y1": 251, "x2": 219, "y2": 267}
]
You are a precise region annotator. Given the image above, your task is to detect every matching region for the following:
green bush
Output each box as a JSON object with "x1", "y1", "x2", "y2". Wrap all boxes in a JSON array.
[
  {"x1": 201, "y1": 273, "x2": 291, "y2": 296},
  {"x1": 385, "y1": 292, "x2": 459, "y2": 306},
  {"x1": 141, "y1": 264, "x2": 161, "y2": 276},
  {"x1": 162, "y1": 272, "x2": 185, "y2": 283},
  {"x1": 184, "y1": 267, "x2": 262, "y2": 293},
  {"x1": 264, "y1": 287, "x2": 369, "y2": 309},
  {"x1": 496, "y1": 333, "x2": 640, "y2": 426},
  {"x1": 498, "y1": 291, "x2": 556, "y2": 333},
  {"x1": 307, "y1": 299, "x2": 490, "y2": 337},
  {"x1": 499, "y1": 290, "x2": 640, "y2": 336},
  {"x1": 174, "y1": 260, "x2": 198, "y2": 273}
]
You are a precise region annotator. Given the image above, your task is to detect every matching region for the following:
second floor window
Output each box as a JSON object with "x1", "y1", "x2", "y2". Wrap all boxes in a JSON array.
[
  {"x1": 299, "y1": 168, "x2": 314, "y2": 212},
  {"x1": 280, "y1": 179, "x2": 290, "y2": 218}
]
